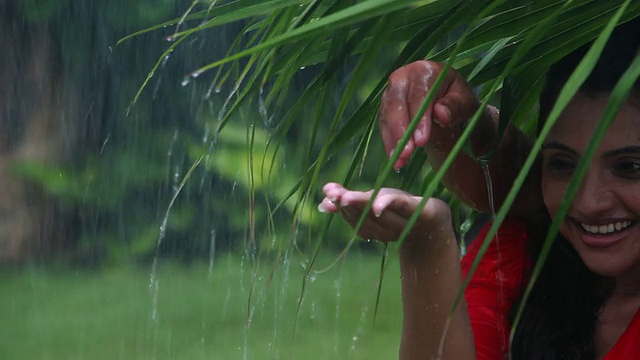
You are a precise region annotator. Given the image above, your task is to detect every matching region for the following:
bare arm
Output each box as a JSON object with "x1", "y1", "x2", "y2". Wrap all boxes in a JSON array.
[
  {"x1": 380, "y1": 61, "x2": 543, "y2": 217},
  {"x1": 399, "y1": 222, "x2": 476, "y2": 360},
  {"x1": 319, "y1": 184, "x2": 476, "y2": 359}
]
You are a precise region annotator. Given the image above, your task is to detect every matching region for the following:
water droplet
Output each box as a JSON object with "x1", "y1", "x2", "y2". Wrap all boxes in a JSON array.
[
  {"x1": 191, "y1": 70, "x2": 203, "y2": 78},
  {"x1": 165, "y1": 35, "x2": 176, "y2": 42},
  {"x1": 181, "y1": 77, "x2": 190, "y2": 86}
]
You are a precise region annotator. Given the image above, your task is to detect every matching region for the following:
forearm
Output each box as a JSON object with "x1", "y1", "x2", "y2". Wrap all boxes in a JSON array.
[
  {"x1": 398, "y1": 234, "x2": 476, "y2": 360},
  {"x1": 425, "y1": 106, "x2": 541, "y2": 217}
]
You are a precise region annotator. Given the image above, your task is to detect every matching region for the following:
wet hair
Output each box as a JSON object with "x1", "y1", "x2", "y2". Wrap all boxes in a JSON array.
[{"x1": 510, "y1": 18, "x2": 640, "y2": 359}]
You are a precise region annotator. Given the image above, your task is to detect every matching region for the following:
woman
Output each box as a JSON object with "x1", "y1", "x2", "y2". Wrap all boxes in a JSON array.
[{"x1": 319, "y1": 19, "x2": 640, "y2": 359}]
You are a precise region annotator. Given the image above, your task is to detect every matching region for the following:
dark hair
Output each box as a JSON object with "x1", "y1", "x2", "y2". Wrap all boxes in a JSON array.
[
  {"x1": 539, "y1": 18, "x2": 640, "y2": 120},
  {"x1": 510, "y1": 18, "x2": 640, "y2": 359}
]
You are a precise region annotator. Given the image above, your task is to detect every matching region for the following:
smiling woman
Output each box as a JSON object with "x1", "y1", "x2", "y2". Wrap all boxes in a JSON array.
[
  {"x1": 319, "y1": 16, "x2": 640, "y2": 360},
  {"x1": 541, "y1": 94, "x2": 640, "y2": 277}
]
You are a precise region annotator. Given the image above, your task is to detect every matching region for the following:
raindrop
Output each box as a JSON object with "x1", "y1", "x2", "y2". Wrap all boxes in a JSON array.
[
  {"x1": 208, "y1": 229, "x2": 216, "y2": 277},
  {"x1": 161, "y1": 55, "x2": 170, "y2": 67},
  {"x1": 172, "y1": 165, "x2": 181, "y2": 193},
  {"x1": 191, "y1": 70, "x2": 203, "y2": 78},
  {"x1": 258, "y1": 88, "x2": 270, "y2": 126},
  {"x1": 149, "y1": 260, "x2": 160, "y2": 322},
  {"x1": 165, "y1": 35, "x2": 177, "y2": 42},
  {"x1": 99, "y1": 135, "x2": 110, "y2": 154},
  {"x1": 181, "y1": 77, "x2": 191, "y2": 87},
  {"x1": 310, "y1": 301, "x2": 317, "y2": 320},
  {"x1": 299, "y1": 66, "x2": 306, "y2": 70}
]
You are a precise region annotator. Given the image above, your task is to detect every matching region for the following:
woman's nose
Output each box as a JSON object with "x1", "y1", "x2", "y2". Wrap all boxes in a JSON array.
[{"x1": 571, "y1": 170, "x2": 615, "y2": 216}]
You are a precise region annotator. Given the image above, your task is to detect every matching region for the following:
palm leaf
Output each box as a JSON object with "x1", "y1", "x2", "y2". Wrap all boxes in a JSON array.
[{"x1": 126, "y1": 0, "x2": 640, "y2": 350}]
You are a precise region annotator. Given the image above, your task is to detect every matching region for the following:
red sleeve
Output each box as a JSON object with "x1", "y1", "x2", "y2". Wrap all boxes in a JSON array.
[{"x1": 461, "y1": 219, "x2": 530, "y2": 360}]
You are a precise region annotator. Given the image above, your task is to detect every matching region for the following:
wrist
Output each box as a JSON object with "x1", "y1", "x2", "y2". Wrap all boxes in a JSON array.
[
  {"x1": 399, "y1": 227, "x2": 458, "y2": 263},
  {"x1": 462, "y1": 105, "x2": 500, "y2": 160}
]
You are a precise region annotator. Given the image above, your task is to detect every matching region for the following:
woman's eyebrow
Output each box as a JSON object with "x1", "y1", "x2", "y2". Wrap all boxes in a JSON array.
[
  {"x1": 541, "y1": 141, "x2": 577, "y2": 155},
  {"x1": 541, "y1": 142, "x2": 640, "y2": 157},
  {"x1": 604, "y1": 145, "x2": 640, "y2": 158}
]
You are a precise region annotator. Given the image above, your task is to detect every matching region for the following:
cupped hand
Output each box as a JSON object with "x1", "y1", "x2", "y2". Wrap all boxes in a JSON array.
[
  {"x1": 380, "y1": 61, "x2": 479, "y2": 170},
  {"x1": 319, "y1": 182, "x2": 453, "y2": 246}
]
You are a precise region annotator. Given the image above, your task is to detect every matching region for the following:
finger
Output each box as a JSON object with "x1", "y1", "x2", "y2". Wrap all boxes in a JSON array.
[
  {"x1": 407, "y1": 67, "x2": 435, "y2": 148},
  {"x1": 323, "y1": 183, "x2": 347, "y2": 203},
  {"x1": 380, "y1": 78, "x2": 414, "y2": 169},
  {"x1": 339, "y1": 190, "x2": 374, "y2": 207},
  {"x1": 318, "y1": 197, "x2": 339, "y2": 213},
  {"x1": 433, "y1": 103, "x2": 452, "y2": 127},
  {"x1": 322, "y1": 182, "x2": 345, "y2": 193},
  {"x1": 371, "y1": 192, "x2": 417, "y2": 217},
  {"x1": 338, "y1": 201, "x2": 412, "y2": 242},
  {"x1": 433, "y1": 75, "x2": 478, "y2": 128}
]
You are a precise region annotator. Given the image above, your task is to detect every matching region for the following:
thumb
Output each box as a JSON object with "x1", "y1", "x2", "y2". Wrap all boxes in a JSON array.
[{"x1": 433, "y1": 75, "x2": 478, "y2": 128}]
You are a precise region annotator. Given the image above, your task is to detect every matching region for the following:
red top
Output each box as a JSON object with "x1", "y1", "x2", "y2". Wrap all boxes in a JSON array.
[
  {"x1": 461, "y1": 219, "x2": 640, "y2": 359},
  {"x1": 603, "y1": 301, "x2": 640, "y2": 359}
]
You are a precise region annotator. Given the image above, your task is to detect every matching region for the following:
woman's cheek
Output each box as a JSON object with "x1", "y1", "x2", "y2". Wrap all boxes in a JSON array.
[{"x1": 541, "y1": 177, "x2": 564, "y2": 217}]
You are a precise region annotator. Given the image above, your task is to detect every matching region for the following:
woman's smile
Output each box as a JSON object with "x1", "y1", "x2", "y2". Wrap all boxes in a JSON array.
[{"x1": 568, "y1": 217, "x2": 636, "y2": 248}]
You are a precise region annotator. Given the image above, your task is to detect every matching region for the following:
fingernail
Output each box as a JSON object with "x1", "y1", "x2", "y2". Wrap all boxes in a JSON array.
[
  {"x1": 443, "y1": 106, "x2": 451, "y2": 119},
  {"x1": 434, "y1": 106, "x2": 451, "y2": 126},
  {"x1": 374, "y1": 210, "x2": 382, "y2": 218},
  {"x1": 389, "y1": 149, "x2": 394, "y2": 158},
  {"x1": 341, "y1": 199, "x2": 350, "y2": 207},
  {"x1": 318, "y1": 203, "x2": 329, "y2": 213},
  {"x1": 415, "y1": 128, "x2": 423, "y2": 141}
]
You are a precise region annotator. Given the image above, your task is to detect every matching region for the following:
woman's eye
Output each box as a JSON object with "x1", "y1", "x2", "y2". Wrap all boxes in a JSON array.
[
  {"x1": 614, "y1": 159, "x2": 640, "y2": 177},
  {"x1": 545, "y1": 156, "x2": 575, "y2": 173}
]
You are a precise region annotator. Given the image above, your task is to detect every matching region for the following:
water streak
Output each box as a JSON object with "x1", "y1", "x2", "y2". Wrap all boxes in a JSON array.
[
  {"x1": 333, "y1": 277, "x2": 342, "y2": 357},
  {"x1": 479, "y1": 160, "x2": 506, "y2": 337},
  {"x1": 258, "y1": 87, "x2": 272, "y2": 127},
  {"x1": 480, "y1": 161, "x2": 496, "y2": 220},
  {"x1": 208, "y1": 229, "x2": 216, "y2": 277}
]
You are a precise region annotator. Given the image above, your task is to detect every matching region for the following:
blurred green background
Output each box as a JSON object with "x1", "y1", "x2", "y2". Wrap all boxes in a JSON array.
[{"x1": 1, "y1": 1, "x2": 406, "y2": 358}]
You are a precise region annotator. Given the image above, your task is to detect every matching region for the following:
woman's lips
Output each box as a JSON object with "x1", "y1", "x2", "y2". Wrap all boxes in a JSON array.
[{"x1": 572, "y1": 219, "x2": 635, "y2": 248}]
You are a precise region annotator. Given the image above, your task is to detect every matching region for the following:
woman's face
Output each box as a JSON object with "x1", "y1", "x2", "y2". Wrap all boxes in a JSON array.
[{"x1": 542, "y1": 92, "x2": 640, "y2": 284}]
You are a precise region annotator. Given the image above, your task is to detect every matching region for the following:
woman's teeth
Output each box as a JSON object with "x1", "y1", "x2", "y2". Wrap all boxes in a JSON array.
[{"x1": 580, "y1": 221, "x2": 632, "y2": 235}]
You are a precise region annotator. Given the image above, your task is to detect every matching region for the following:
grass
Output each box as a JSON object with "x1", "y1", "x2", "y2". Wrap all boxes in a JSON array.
[{"x1": 0, "y1": 250, "x2": 403, "y2": 359}]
